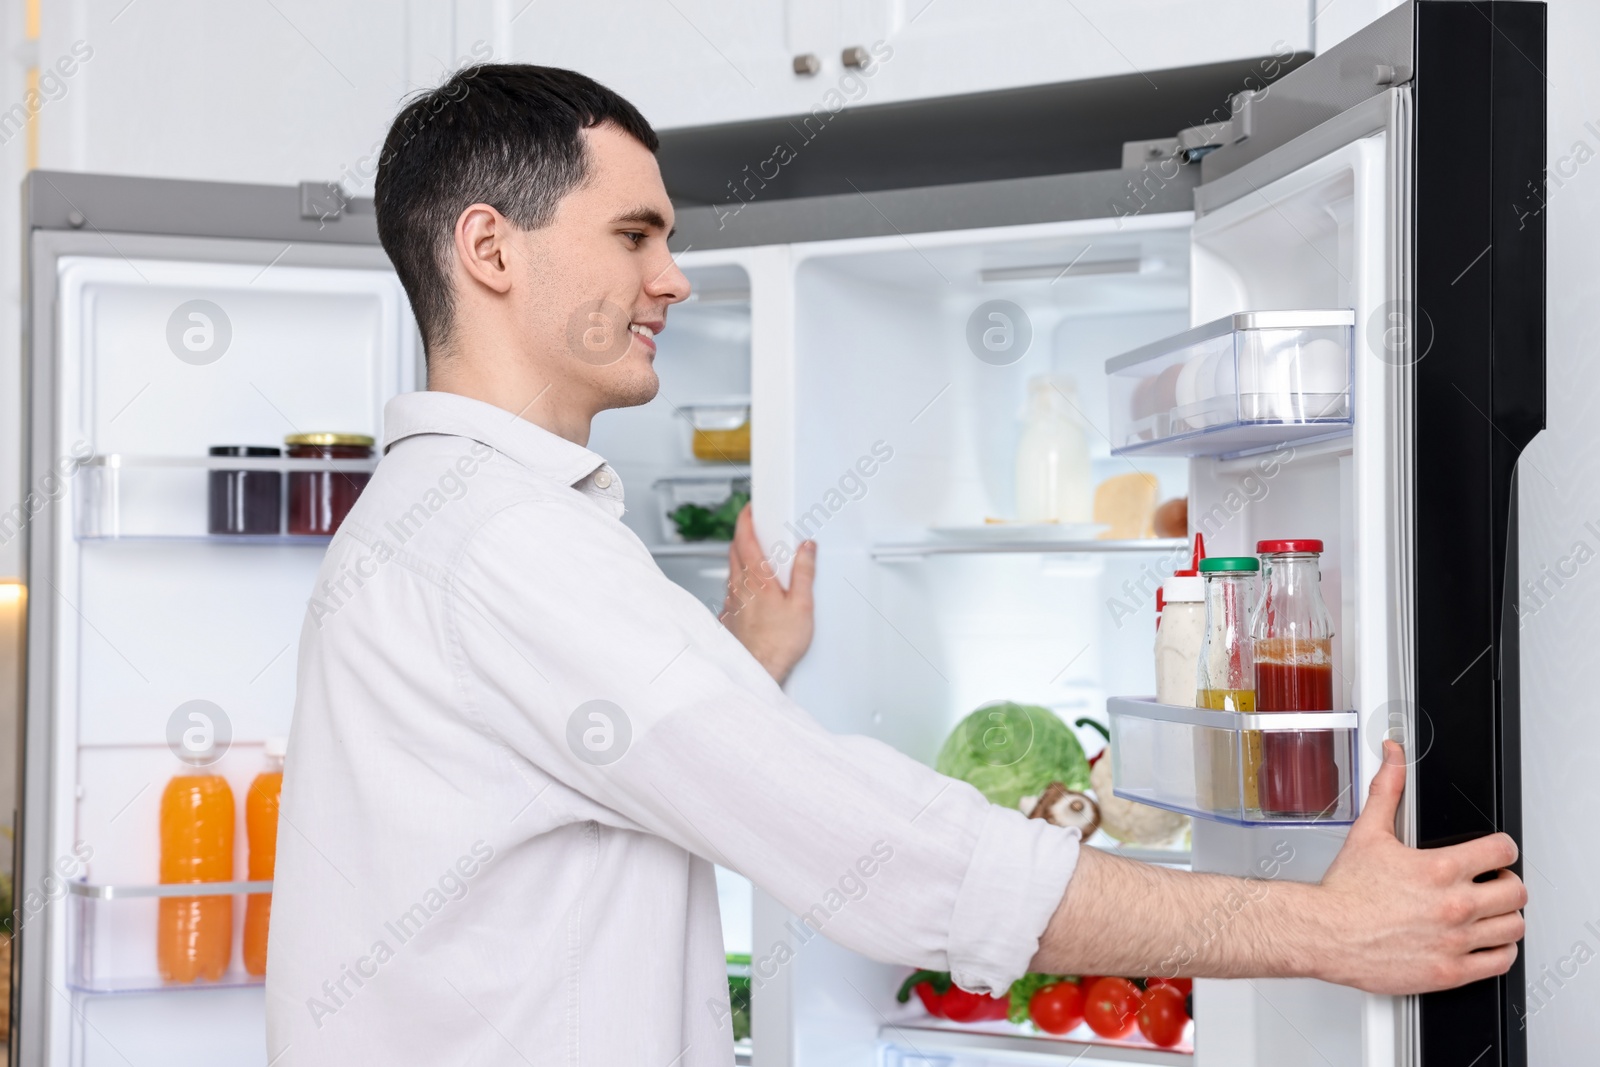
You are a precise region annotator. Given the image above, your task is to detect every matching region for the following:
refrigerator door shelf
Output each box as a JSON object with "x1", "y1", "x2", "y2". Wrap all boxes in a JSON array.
[
  {"x1": 872, "y1": 535, "x2": 1185, "y2": 561},
  {"x1": 67, "y1": 878, "x2": 274, "y2": 995},
  {"x1": 1105, "y1": 311, "x2": 1354, "y2": 459},
  {"x1": 74, "y1": 453, "x2": 377, "y2": 541},
  {"x1": 1107, "y1": 697, "x2": 1360, "y2": 827},
  {"x1": 879, "y1": 1017, "x2": 1193, "y2": 1064}
]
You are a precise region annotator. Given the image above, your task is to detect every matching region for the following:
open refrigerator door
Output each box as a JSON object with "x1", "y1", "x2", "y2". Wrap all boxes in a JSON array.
[{"x1": 18, "y1": 180, "x2": 420, "y2": 1066}]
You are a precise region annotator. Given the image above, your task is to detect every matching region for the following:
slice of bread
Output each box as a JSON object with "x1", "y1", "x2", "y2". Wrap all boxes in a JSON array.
[{"x1": 1094, "y1": 472, "x2": 1160, "y2": 540}]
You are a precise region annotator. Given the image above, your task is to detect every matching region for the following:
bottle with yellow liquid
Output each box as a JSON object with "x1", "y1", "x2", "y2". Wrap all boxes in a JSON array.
[{"x1": 1195, "y1": 557, "x2": 1261, "y2": 816}]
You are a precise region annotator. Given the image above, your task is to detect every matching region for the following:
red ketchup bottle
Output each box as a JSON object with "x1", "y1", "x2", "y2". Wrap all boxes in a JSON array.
[{"x1": 1251, "y1": 539, "x2": 1339, "y2": 817}]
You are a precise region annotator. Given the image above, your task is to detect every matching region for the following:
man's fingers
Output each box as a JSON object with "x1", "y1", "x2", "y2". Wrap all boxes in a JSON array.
[
  {"x1": 788, "y1": 541, "x2": 817, "y2": 606},
  {"x1": 1452, "y1": 942, "x2": 1519, "y2": 988},
  {"x1": 1467, "y1": 912, "x2": 1526, "y2": 952},
  {"x1": 1352, "y1": 740, "x2": 1406, "y2": 839},
  {"x1": 729, "y1": 505, "x2": 768, "y2": 593},
  {"x1": 1468, "y1": 867, "x2": 1528, "y2": 920},
  {"x1": 733, "y1": 502, "x2": 758, "y2": 551},
  {"x1": 1446, "y1": 832, "x2": 1520, "y2": 882}
]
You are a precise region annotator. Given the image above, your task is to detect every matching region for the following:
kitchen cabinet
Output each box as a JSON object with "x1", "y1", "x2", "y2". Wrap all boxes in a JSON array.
[{"x1": 501, "y1": 0, "x2": 1313, "y2": 130}]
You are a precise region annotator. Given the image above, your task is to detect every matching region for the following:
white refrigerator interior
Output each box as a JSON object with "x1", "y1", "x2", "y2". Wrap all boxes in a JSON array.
[
  {"x1": 760, "y1": 214, "x2": 1196, "y2": 1067},
  {"x1": 49, "y1": 244, "x2": 414, "y2": 1064}
]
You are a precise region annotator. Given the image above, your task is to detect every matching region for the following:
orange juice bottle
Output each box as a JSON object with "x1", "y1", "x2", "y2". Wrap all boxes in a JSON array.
[
  {"x1": 243, "y1": 738, "x2": 286, "y2": 977},
  {"x1": 158, "y1": 763, "x2": 235, "y2": 983}
]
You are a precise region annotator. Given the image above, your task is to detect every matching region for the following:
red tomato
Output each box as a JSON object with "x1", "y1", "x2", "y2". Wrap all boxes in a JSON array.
[
  {"x1": 1146, "y1": 976, "x2": 1193, "y2": 997},
  {"x1": 1028, "y1": 982, "x2": 1086, "y2": 1035},
  {"x1": 1137, "y1": 985, "x2": 1189, "y2": 1048},
  {"x1": 1084, "y1": 977, "x2": 1141, "y2": 1039}
]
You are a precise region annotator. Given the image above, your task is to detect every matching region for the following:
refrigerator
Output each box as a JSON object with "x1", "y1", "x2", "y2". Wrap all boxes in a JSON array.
[{"x1": 11, "y1": 3, "x2": 1542, "y2": 1067}]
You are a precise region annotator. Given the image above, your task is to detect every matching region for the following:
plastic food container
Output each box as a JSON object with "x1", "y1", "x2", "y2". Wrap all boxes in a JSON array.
[
  {"x1": 653, "y1": 473, "x2": 750, "y2": 543},
  {"x1": 285, "y1": 433, "x2": 373, "y2": 536},
  {"x1": 207, "y1": 446, "x2": 281, "y2": 535},
  {"x1": 678, "y1": 400, "x2": 751, "y2": 463},
  {"x1": 1106, "y1": 310, "x2": 1354, "y2": 457}
]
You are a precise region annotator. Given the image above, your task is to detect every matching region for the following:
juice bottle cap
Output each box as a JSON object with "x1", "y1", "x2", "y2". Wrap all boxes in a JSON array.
[
  {"x1": 1163, "y1": 574, "x2": 1205, "y2": 601},
  {"x1": 1199, "y1": 556, "x2": 1259, "y2": 573},
  {"x1": 264, "y1": 736, "x2": 288, "y2": 758},
  {"x1": 1257, "y1": 539, "x2": 1324, "y2": 554}
]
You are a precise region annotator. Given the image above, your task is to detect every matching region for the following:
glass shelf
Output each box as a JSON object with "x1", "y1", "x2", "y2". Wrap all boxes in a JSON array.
[
  {"x1": 1106, "y1": 310, "x2": 1354, "y2": 459},
  {"x1": 873, "y1": 537, "x2": 1186, "y2": 561},
  {"x1": 880, "y1": 1017, "x2": 1192, "y2": 1064},
  {"x1": 1107, "y1": 697, "x2": 1359, "y2": 827},
  {"x1": 68, "y1": 878, "x2": 273, "y2": 994},
  {"x1": 76, "y1": 453, "x2": 376, "y2": 541},
  {"x1": 650, "y1": 542, "x2": 732, "y2": 558}
]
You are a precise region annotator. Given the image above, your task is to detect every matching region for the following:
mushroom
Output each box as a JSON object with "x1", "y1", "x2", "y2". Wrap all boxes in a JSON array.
[{"x1": 1027, "y1": 781, "x2": 1102, "y2": 838}]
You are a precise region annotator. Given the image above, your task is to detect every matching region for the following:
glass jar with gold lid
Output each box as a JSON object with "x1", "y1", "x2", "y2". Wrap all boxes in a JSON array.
[{"x1": 285, "y1": 432, "x2": 374, "y2": 536}]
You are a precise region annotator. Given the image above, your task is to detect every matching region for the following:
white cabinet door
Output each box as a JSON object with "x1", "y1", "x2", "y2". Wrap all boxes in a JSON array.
[
  {"x1": 503, "y1": 0, "x2": 1311, "y2": 131},
  {"x1": 506, "y1": 0, "x2": 801, "y2": 130},
  {"x1": 863, "y1": 0, "x2": 1311, "y2": 104}
]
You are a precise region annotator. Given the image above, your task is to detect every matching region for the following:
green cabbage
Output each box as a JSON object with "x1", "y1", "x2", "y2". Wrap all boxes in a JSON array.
[{"x1": 935, "y1": 702, "x2": 1090, "y2": 810}]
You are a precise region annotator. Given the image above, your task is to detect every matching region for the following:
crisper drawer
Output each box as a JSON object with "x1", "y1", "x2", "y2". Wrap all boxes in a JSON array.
[
  {"x1": 1105, "y1": 310, "x2": 1354, "y2": 458},
  {"x1": 1107, "y1": 697, "x2": 1360, "y2": 827}
]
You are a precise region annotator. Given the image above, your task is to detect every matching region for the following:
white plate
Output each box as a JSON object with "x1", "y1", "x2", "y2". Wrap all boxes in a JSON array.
[{"x1": 928, "y1": 522, "x2": 1109, "y2": 542}]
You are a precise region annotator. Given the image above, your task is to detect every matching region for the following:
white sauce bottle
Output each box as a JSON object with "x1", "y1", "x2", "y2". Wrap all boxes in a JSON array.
[{"x1": 1155, "y1": 572, "x2": 1205, "y2": 707}]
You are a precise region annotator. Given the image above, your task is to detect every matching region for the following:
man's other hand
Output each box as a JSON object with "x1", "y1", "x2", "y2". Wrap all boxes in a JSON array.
[{"x1": 720, "y1": 504, "x2": 816, "y2": 684}]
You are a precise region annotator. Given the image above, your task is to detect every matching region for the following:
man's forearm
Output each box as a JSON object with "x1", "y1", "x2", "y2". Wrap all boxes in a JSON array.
[{"x1": 1029, "y1": 846, "x2": 1325, "y2": 980}]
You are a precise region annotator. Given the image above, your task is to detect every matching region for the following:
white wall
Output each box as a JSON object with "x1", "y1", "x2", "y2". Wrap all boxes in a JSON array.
[
  {"x1": 1311, "y1": 0, "x2": 1404, "y2": 52},
  {"x1": 1519, "y1": 0, "x2": 1600, "y2": 1059}
]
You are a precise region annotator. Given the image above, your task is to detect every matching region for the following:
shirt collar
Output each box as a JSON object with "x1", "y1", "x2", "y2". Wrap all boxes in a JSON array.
[{"x1": 382, "y1": 390, "x2": 608, "y2": 489}]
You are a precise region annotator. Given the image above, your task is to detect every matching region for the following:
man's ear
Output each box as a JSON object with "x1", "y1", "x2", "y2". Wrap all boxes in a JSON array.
[{"x1": 454, "y1": 203, "x2": 515, "y2": 296}]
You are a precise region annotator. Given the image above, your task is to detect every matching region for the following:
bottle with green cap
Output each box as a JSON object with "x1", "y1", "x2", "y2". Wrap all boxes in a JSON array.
[{"x1": 1194, "y1": 556, "x2": 1261, "y2": 813}]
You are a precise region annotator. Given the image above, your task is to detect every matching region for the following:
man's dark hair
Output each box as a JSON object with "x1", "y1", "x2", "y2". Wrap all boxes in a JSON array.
[{"x1": 374, "y1": 64, "x2": 659, "y2": 357}]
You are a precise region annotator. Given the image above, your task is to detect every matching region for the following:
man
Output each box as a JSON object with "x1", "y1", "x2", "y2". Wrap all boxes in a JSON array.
[{"x1": 266, "y1": 65, "x2": 1525, "y2": 1065}]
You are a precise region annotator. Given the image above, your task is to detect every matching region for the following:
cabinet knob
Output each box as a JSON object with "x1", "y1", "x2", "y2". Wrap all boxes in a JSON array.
[
  {"x1": 792, "y1": 53, "x2": 821, "y2": 76},
  {"x1": 841, "y1": 45, "x2": 870, "y2": 69}
]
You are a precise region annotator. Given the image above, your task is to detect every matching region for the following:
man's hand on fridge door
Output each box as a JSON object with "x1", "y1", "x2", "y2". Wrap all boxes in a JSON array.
[
  {"x1": 1311, "y1": 739, "x2": 1526, "y2": 995},
  {"x1": 1028, "y1": 740, "x2": 1523, "y2": 996},
  {"x1": 719, "y1": 504, "x2": 817, "y2": 684}
]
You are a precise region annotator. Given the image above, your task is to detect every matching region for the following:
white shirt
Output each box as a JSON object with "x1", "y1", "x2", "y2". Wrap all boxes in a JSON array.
[{"x1": 265, "y1": 391, "x2": 1080, "y2": 1066}]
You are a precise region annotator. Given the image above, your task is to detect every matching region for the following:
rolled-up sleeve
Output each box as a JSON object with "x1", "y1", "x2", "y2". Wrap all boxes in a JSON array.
[{"x1": 449, "y1": 498, "x2": 1080, "y2": 994}]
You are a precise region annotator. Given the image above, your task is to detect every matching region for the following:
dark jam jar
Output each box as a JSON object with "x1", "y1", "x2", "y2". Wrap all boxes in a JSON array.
[
  {"x1": 285, "y1": 433, "x2": 373, "y2": 536},
  {"x1": 208, "y1": 446, "x2": 282, "y2": 535}
]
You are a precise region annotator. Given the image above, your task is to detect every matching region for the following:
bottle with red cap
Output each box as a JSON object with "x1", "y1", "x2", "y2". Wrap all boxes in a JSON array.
[{"x1": 1251, "y1": 539, "x2": 1339, "y2": 818}]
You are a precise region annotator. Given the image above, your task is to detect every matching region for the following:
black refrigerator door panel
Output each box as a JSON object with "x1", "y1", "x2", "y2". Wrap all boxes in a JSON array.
[{"x1": 1413, "y1": 3, "x2": 1545, "y2": 1066}]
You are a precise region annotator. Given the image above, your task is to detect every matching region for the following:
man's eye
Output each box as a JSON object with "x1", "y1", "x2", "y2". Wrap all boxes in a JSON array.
[{"x1": 623, "y1": 231, "x2": 646, "y2": 246}]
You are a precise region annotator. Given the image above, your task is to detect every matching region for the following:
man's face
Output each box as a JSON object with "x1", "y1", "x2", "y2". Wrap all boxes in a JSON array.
[{"x1": 512, "y1": 123, "x2": 689, "y2": 412}]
